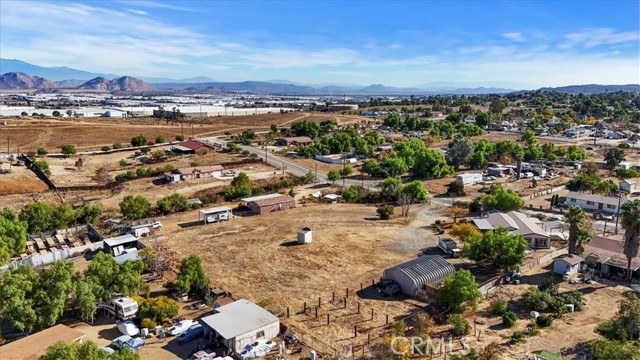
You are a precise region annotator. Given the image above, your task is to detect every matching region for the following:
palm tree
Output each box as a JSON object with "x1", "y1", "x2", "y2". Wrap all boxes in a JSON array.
[
  {"x1": 565, "y1": 206, "x2": 586, "y2": 254},
  {"x1": 621, "y1": 200, "x2": 640, "y2": 282}
]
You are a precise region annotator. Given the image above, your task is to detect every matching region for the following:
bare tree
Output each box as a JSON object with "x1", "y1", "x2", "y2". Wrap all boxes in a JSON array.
[
  {"x1": 93, "y1": 162, "x2": 112, "y2": 184},
  {"x1": 139, "y1": 237, "x2": 179, "y2": 279}
]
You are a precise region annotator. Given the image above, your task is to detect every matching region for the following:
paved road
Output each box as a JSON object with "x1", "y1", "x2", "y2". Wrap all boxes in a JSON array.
[{"x1": 198, "y1": 136, "x2": 379, "y2": 188}]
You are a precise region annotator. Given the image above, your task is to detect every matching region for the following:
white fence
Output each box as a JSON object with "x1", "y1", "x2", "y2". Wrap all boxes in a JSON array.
[{"x1": 522, "y1": 185, "x2": 565, "y2": 200}]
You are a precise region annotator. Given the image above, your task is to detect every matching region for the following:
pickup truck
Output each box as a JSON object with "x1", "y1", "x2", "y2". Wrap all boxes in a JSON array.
[{"x1": 438, "y1": 238, "x2": 461, "y2": 258}]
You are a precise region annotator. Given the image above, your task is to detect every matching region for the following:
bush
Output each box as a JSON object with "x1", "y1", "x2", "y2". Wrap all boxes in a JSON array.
[
  {"x1": 36, "y1": 147, "x2": 48, "y2": 156},
  {"x1": 175, "y1": 134, "x2": 185, "y2": 141},
  {"x1": 377, "y1": 205, "x2": 394, "y2": 220},
  {"x1": 113, "y1": 142, "x2": 123, "y2": 150},
  {"x1": 522, "y1": 287, "x2": 556, "y2": 312},
  {"x1": 140, "y1": 318, "x2": 157, "y2": 329},
  {"x1": 510, "y1": 331, "x2": 526, "y2": 344},
  {"x1": 536, "y1": 315, "x2": 553, "y2": 328},
  {"x1": 101, "y1": 146, "x2": 110, "y2": 152},
  {"x1": 448, "y1": 314, "x2": 471, "y2": 337},
  {"x1": 137, "y1": 296, "x2": 179, "y2": 322},
  {"x1": 502, "y1": 310, "x2": 517, "y2": 328},
  {"x1": 469, "y1": 199, "x2": 482, "y2": 213},
  {"x1": 434, "y1": 219, "x2": 442, "y2": 225},
  {"x1": 489, "y1": 298, "x2": 509, "y2": 316},
  {"x1": 155, "y1": 135, "x2": 166, "y2": 144}
]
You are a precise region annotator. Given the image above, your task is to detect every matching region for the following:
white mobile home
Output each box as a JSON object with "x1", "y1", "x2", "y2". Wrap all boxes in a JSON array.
[
  {"x1": 456, "y1": 173, "x2": 483, "y2": 186},
  {"x1": 201, "y1": 299, "x2": 279, "y2": 352},
  {"x1": 621, "y1": 179, "x2": 636, "y2": 193},
  {"x1": 563, "y1": 191, "x2": 626, "y2": 214}
]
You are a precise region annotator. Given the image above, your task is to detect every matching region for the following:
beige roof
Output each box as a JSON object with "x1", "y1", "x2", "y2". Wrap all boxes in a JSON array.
[
  {"x1": 251, "y1": 194, "x2": 295, "y2": 207},
  {"x1": 565, "y1": 191, "x2": 626, "y2": 207},
  {"x1": 481, "y1": 211, "x2": 549, "y2": 238},
  {"x1": 0, "y1": 324, "x2": 85, "y2": 360},
  {"x1": 176, "y1": 165, "x2": 223, "y2": 175},
  {"x1": 281, "y1": 136, "x2": 313, "y2": 144},
  {"x1": 556, "y1": 254, "x2": 582, "y2": 266},
  {"x1": 584, "y1": 235, "x2": 640, "y2": 270}
]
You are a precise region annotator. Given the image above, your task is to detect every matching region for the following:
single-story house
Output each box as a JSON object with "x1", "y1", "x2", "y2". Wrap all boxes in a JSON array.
[
  {"x1": 553, "y1": 254, "x2": 582, "y2": 276},
  {"x1": 103, "y1": 234, "x2": 142, "y2": 257},
  {"x1": 241, "y1": 193, "x2": 295, "y2": 215},
  {"x1": 487, "y1": 166, "x2": 511, "y2": 177},
  {"x1": 314, "y1": 154, "x2": 357, "y2": 164},
  {"x1": 201, "y1": 299, "x2": 279, "y2": 353},
  {"x1": 199, "y1": 206, "x2": 233, "y2": 224},
  {"x1": 583, "y1": 235, "x2": 640, "y2": 279},
  {"x1": 277, "y1": 136, "x2": 313, "y2": 146},
  {"x1": 172, "y1": 140, "x2": 216, "y2": 154},
  {"x1": 383, "y1": 255, "x2": 456, "y2": 297},
  {"x1": 172, "y1": 165, "x2": 224, "y2": 181},
  {"x1": 620, "y1": 179, "x2": 636, "y2": 193},
  {"x1": 562, "y1": 191, "x2": 626, "y2": 214},
  {"x1": 472, "y1": 211, "x2": 551, "y2": 249},
  {"x1": 0, "y1": 324, "x2": 86, "y2": 360}
]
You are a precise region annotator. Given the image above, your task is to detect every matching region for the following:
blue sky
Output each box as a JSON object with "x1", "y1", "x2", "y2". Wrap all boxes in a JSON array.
[{"x1": 0, "y1": 0, "x2": 638, "y2": 88}]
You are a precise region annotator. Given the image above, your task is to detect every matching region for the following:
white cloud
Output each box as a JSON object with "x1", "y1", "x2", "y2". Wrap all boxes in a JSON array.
[
  {"x1": 116, "y1": 0, "x2": 195, "y2": 12},
  {"x1": 126, "y1": 8, "x2": 149, "y2": 15},
  {"x1": 502, "y1": 32, "x2": 525, "y2": 42},
  {"x1": 560, "y1": 28, "x2": 640, "y2": 49},
  {"x1": 239, "y1": 48, "x2": 360, "y2": 68}
]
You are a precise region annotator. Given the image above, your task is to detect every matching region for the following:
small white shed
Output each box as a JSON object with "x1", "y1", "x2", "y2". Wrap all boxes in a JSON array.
[
  {"x1": 621, "y1": 179, "x2": 636, "y2": 193},
  {"x1": 553, "y1": 255, "x2": 582, "y2": 276},
  {"x1": 297, "y1": 227, "x2": 312, "y2": 244}
]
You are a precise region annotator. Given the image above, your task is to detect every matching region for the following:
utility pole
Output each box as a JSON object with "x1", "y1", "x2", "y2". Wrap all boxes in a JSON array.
[
  {"x1": 265, "y1": 144, "x2": 268, "y2": 164},
  {"x1": 615, "y1": 191, "x2": 622, "y2": 234},
  {"x1": 342, "y1": 158, "x2": 346, "y2": 187},
  {"x1": 314, "y1": 163, "x2": 318, "y2": 182}
]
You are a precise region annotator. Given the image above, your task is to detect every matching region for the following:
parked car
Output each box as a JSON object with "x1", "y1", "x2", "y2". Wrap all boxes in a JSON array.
[
  {"x1": 177, "y1": 324, "x2": 204, "y2": 343},
  {"x1": 167, "y1": 319, "x2": 197, "y2": 336},
  {"x1": 112, "y1": 335, "x2": 144, "y2": 352},
  {"x1": 117, "y1": 320, "x2": 140, "y2": 336}
]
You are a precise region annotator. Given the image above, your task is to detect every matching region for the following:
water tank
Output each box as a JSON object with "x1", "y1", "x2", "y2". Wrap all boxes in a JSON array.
[
  {"x1": 310, "y1": 350, "x2": 317, "y2": 360},
  {"x1": 141, "y1": 328, "x2": 149, "y2": 337},
  {"x1": 566, "y1": 304, "x2": 575, "y2": 313},
  {"x1": 297, "y1": 227, "x2": 312, "y2": 244}
]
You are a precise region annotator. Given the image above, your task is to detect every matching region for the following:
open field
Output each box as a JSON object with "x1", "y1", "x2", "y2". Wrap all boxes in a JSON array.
[
  {"x1": 0, "y1": 112, "x2": 360, "y2": 151},
  {"x1": 0, "y1": 165, "x2": 48, "y2": 195}
]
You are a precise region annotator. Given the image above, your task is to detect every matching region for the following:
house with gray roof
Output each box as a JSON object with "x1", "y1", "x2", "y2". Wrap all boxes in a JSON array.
[
  {"x1": 382, "y1": 255, "x2": 455, "y2": 297},
  {"x1": 563, "y1": 191, "x2": 626, "y2": 214},
  {"x1": 472, "y1": 211, "x2": 551, "y2": 249}
]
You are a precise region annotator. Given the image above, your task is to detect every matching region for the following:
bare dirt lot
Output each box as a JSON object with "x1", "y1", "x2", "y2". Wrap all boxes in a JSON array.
[
  {"x1": 0, "y1": 165, "x2": 48, "y2": 195},
  {"x1": 0, "y1": 112, "x2": 360, "y2": 151}
]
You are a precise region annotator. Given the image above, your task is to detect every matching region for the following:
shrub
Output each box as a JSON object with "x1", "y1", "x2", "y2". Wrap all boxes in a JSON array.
[
  {"x1": 448, "y1": 314, "x2": 471, "y2": 337},
  {"x1": 536, "y1": 315, "x2": 553, "y2": 328},
  {"x1": 510, "y1": 331, "x2": 526, "y2": 344},
  {"x1": 522, "y1": 287, "x2": 555, "y2": 312},
  {"x1": 434, "y1": 219, "x2": 442, "y2": 225},
  {"x1": 489, "y1": 298, "x2": 509, "y2": 316},
  {"x1": 112, "y1": 142, "x2": 123, "y2": 150},
  {"x1": 175, "y1": 134, "x2": 185, "y2": 141},
  {"x1": 101, "y1": 146, "x2": 110, "y2": 152},
  {"x1": 377, "y1": 205, "x2": 394, "y2": 220},
  {"x1": 502, "y1": 310, "x2": 517, "y2": 328},
  {"x1": 140, "y1": 318, "x2": 157, "y2": 329},
  {"x1": 155, "y1": 135, "x2": 166, "y2": 144},
  {"x1": 137, "y1": 296, "x2": 179, "y2": 322},
  {"x1": 36, "y1": 147, "x2": 48, "y2": 156},
  {"x1": 119, "y1": 159, "x2": 129, "y2": 167}
]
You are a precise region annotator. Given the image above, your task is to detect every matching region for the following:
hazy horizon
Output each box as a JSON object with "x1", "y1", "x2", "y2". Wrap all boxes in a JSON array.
[{"x1": 1, "y1": 1, "x2": 638, "y2": 88}]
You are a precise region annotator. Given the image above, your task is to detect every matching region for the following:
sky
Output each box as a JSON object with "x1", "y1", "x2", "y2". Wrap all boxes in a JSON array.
[{"x1": 0, "y1": 0, "x2": 639, "y2": 88}]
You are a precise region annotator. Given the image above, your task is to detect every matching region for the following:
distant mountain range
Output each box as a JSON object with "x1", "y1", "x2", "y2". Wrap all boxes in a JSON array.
[
  {"x1": 539, "y1": 84, "x2": 640, "y2": 95},
  {"x1": 0, "y1": 59, "x2": 638, "y2": 95}
]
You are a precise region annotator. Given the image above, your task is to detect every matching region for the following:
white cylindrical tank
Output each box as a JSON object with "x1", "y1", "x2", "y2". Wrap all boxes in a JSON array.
[
  {"x1": 310, "y1": 350, "x2": 317, "y2": 360},
  {"x1": 297, "y1": 227, "x2": 312, "y2": 244}
]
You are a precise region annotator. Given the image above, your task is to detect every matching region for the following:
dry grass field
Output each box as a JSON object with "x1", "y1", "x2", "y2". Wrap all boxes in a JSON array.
[
  {"x1": 0, "y1": 165, "x2": 49, "y2": 196},
  {"x1": 0, "y1": 112, "x2": 357, "y2": 151}
]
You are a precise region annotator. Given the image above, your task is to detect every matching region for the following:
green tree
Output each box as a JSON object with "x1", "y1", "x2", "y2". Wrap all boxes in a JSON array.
[
  {"x1": 588, "y1": 339, "x2": 640, "y2": 360},
  {"x1": 489, "y1": 100, "x2": 506, "y2": 114},
  {"x1": 565, "y1": 206, "x2": 587, "y2": 255},
  {"x1": 0, "y1": 265, "x2": 38, "y2": 331},
  {"x1": 380, "y1": 176, "x2": 402, "y2": 200},
  {"x1": 101, "y1": 146, "x2": 111, "y2": 152},
  {"x1": 155, "y1": 135, "x2": 166, "y2": 144},
  {"x1": 382, "y1": 113, "x2": 402, "y2": 128},
  {"x1": 61, "y1": 144, "x2": 77, "y2": 158},
  {"x1": 119, "y1": 195, "x2": 151, "y2": 220},
  {"x1": 0, "y1": 211, "x2": 27, "y2": 265},
  {"x1": 32, "y1": 261, "x2": 75, "y2": 329},
  {"x1": 130, "y1": 135, "x2": 147, "y2": 147},
  {"x1": 342, "y1": 187, "x2": 358, "y2": 202},
  {"x1": 52, "y1": 110, "x2": 61, "y2": 117},
  {"x1": 36, "y1": 147, "x2": 48, "y2": 156},
  {"x1": 480, "y1": 184, "x2": 524, "y2": 211},
  {"x1": 19, "y1": 202, "x2": 57, "y2": 233},
  {"x1": 464, "y1": 227, "x2": 528, "y2": 272},
  {"x1": 113, "y1": 142, "x2": 123, "y2": 149},
  {"x1": 436, "y1": 269, "x2": 481, "y2": 313},
  {"x1": 175, "y1": 134, "x2": 185, "y2": 141},
  {"x1": 291, "y1": 120, "x2": 321, "y2": 138},
  {"x1": 173, "y1": 254, "x2": 210, "y2": 297},
  {"x1": 399, "y1": 180, "x2": 429, "y2": 217},
  {"x1": 42, "y1": 340, "x2": 139, "y2": 360},
  {"x1": 605, "y1": 148, "x2": 626, "y2": 170},
  {"x1": 448, "y1": 314, "x2": 472, "y2": 337},
  {"x1": 411, "y1": 149, "x2": 453, "y2": 179},
  {"x1": 380, "y1": 157, "x2": 408, "y2": 177},
  {"x1": 85, "y1": 252, "x2": 144, "y2": 302},
  {"x1": 447, "y1": 136, "x2": 475, "y2": 169},
  {"x1": 156, "y1": 193, "x2": 190, "y2": 215},
  {"x1": 621, "y1": 200, "x2": 640, "y2": 282},
  {"x1": 231, "y1": 172, "x2": 251, "y2": 188},
  {"x1": 362, "y1": 159, "x2": 380, "y2": 177},
  {"x1": 475, "y1": 112, "x2": 490, "y2": 127},
  {"x1": 74, "y1": 277, "x2": 97, "y2": 322},
  {"x1": 327, "y1": 170, "x2": 341, "y2": 185},
  {"x1": 340, "y1": 165, "x2": 353, "y2": 177}
]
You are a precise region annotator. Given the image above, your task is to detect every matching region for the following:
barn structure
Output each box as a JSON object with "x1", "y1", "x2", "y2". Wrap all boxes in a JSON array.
[
  {"x1": 383, "y1": 255, "x2": 455, "y2": 297},
  {"x1": 241, "y1": 193, "x2": 295, "y2": 215}
]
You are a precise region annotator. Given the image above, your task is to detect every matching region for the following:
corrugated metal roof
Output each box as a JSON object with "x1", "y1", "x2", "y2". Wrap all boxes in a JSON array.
[
  {"x1": 200, "y1": 299, "x2": 278, "y2": 339},
  {"x1": 241, "y1": 193, "x2": 283, "y2": 202},
  {"x1": 104, "y1": 234, "x2": 137, "y2": 247},
  {"x1": 473, "y1": 218, "x2": 493, "y2": 231},
  {"x1": 200, "y1": 206, "x2": 232, "y2": 215},
  {"x1": 386, "y1": 255, "x2": 455, "y2": 287}
]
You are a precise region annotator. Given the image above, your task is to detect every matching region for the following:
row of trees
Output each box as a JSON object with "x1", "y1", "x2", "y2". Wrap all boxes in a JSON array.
[{"x1": 119, "y1": 192, "x2": 193, "y2": 220}]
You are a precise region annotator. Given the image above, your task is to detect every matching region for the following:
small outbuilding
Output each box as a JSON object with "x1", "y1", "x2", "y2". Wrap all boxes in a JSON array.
[
  {"x1": 297, "y1": 227, "x2": 312, "y2": 244},
  {"x1": 199, "y1": 206, "x2": 233, "y2": 224},
  {"x1": 200, "y1": 299, "x2": 280, "y2": 353},
  {"x1": 620, "y1": 179, "x2": 636, "y2": 193},
  {"x1": 553, "y1": 254, "x2": 582, "y2": 276},
  {"x1": 383, "y1": 255, "x2": 456, "y2": 297},
  {"x1": 103, "y1": 234, "x2": 141, "y2": 256},
  {"x1": 241, "y1": 193, "x2": 295, "y2": 215}
]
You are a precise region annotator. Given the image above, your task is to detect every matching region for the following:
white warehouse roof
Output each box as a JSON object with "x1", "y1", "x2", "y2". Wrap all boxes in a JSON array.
[
  {"x1": 201, "y1": 299, "x2": 278, "y2": 339},
  {"x1": 241, "y1": 193, "x2": 283, "y2": 202}
]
